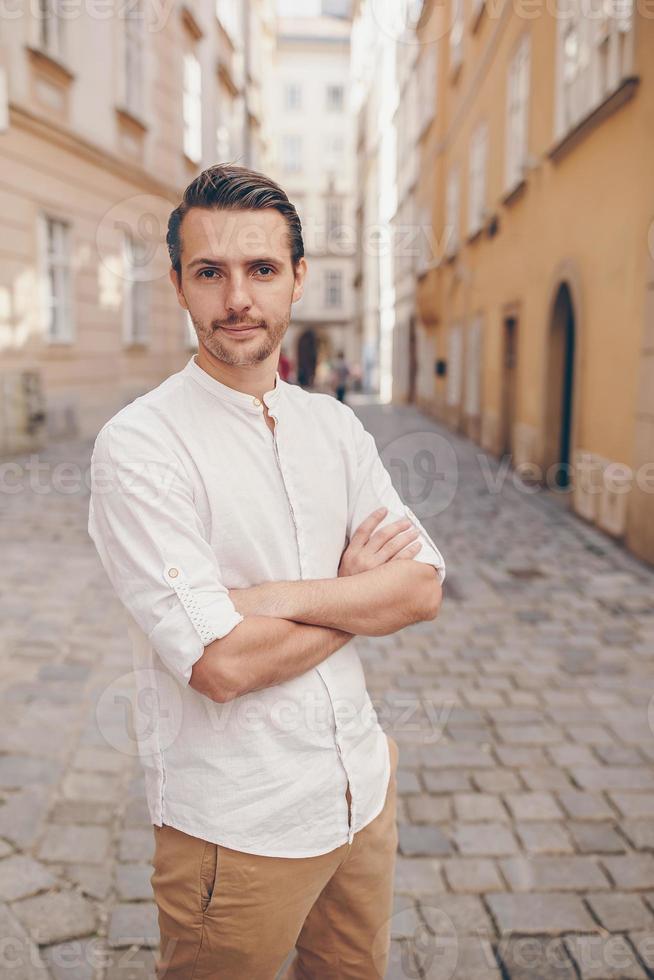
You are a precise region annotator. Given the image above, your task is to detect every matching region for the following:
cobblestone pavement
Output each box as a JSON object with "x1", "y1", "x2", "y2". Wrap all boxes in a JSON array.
[{"x1": 0, "y1": 400, "x2": 653, "y2": 979}]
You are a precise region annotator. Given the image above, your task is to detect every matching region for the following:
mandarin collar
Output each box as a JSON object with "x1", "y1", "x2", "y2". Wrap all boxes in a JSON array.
[{"x1": 184, "y1": 354, "x2": 282, "y2": 413}]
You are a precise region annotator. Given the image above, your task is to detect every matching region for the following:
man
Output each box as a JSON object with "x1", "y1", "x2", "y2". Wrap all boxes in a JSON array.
[
  {"x1": 331, "y1": 350, "x2": 350, "y2": 403},
  {"x1": 88, "y1": 164, "x2": 446, "y2": 979}
]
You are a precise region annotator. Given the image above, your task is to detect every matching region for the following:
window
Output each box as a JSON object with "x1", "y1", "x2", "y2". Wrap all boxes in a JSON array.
[
  {"x1": 284, "y1": 82, "x2": 302, "y2": 110},
  {"x1": 38, "y1": 0, "x2": 65, "y2": 60},
  {"x1": 468, "y1": 121, "x2": 488, "y2": 236},
  {"x1": 325, "y1": 198, "x2": 343, "y2": 238},
  {"x1": 123, "y1": 232, "x2": 149, "y2": 346},
  {"x1": 183, "y1": 53, "x2": 202, "y2": 163},
  {"x1": 124, "y1": 0, "x2": 145, "y2": 118},
  {"x1": 216, "y1": 0, "x2": 240, "y2": 44},
  {"x1": 505, "y1": 34, "x2": 531, "y2": 191},
  {"x1": 281, "y1": 134, "x2": 302, "y2": 173},
  {"x1": 447, "y1": 324, "x2": 463, "y2": 406},
  {"x1": 445, "y1": 166, "x2": 460, "y2": 257},
  {"x1": 40, "y1": 216, "x2": 73, "y2": 344},
  {"x1": 418, "y1": 44, "x2": 438, "y2": 134},
  {"x1": 450, "y1": 0, "x2": 464, "y2": 75},
  {"x1": 324, "y1": 270, "x2": 343, "y2": 308},
  {"x1": 465, "y1": 316, "x2": 483, "y2": 417},
  {"x1": 556, "y1": 0, "x2": 633, "y2": 139},
  {"x1": 326, "y1": 84, "x2": 344, "y2": 111},
  {"x1": 325, "y1": 134, "x2": 345, "y2": 168}
]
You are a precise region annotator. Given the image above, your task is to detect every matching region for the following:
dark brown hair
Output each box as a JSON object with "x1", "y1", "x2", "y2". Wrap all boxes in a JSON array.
[{"x1": 166, "y1": 163, "x2": 304, "y2": 278}]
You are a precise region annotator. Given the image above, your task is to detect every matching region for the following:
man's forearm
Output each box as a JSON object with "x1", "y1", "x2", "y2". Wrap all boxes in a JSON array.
[
  {"x1": 229, "y1": 560, "x2": 441, "y2": 637},
  {"x1": 189, "y1": 615, "x2": 352, "y2": 703}
]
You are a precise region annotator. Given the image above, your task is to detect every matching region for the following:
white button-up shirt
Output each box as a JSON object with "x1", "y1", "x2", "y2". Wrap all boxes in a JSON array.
[{"x1": 88, "y1": 354, "x2": 446, "y2": 858}]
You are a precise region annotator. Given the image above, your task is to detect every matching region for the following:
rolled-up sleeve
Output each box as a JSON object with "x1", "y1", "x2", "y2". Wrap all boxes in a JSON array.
[
  {"x1": 87, "y1": 421, "x2": 244, "y2": 685},
  {"x1": 344, "y1": 408, "x2": 446, "y2": 586}
]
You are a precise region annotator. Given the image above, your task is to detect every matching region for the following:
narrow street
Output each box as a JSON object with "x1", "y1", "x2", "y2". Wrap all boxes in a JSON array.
[{"x1": 0, "y1": 401, "x2": 653, "y2": 979}]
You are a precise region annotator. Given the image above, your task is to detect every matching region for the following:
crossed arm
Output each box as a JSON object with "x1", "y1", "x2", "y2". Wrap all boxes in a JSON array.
[{"x1": 189, "y1": 508, "x2": 443, "y2": 704}]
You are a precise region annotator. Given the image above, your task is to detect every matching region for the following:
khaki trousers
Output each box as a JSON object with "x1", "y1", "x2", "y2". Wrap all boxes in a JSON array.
[{"x1": 150, "y1": 734, "x2": 399, "y2": 980}]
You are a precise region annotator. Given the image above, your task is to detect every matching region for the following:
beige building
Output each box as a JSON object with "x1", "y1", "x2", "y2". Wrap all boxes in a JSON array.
[
  {"x1": 0, "y1": 0, "x2": 275, "y2": 454},
  {"x1": 271, "y1": 10, "x2": 358, "y2": 385},
  {"x1": 400, "y1": 0, "x2": 654, "y2": 566}
]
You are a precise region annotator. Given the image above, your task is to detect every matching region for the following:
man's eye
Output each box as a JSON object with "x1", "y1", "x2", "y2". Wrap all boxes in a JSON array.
[
  {"x1": 255, "y1": 266, "x2": 274, "y2": 277},
  {"x1": 198, "y1": 269, "x2": 220, "y2": 279}
]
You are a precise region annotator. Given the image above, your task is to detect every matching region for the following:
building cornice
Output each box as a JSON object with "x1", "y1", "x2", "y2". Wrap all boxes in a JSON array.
[{"x1": 8, "y1": 103, "x2": 182, "y2": 200}]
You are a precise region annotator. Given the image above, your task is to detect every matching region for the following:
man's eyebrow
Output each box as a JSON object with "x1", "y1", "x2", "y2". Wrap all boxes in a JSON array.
[{"x1": 186, "y1": 256, "x2": 282, "y2": 269}]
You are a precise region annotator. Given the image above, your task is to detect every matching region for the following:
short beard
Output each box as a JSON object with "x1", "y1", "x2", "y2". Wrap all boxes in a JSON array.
[{"x1": 190, "y1": 311, "x2": 290, "y2": 367}]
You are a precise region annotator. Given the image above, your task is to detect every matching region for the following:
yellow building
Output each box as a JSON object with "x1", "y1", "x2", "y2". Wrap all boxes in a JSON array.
[
  {"x1": 0, "y1": 0, "x2": 274, "y2": 454},
  {"x1": 411, "y1": 0, "x2": 654, "y2": 566}
]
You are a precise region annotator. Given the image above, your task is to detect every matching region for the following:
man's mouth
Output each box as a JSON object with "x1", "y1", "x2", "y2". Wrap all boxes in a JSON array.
[{"x1": 218, "y1": 324, "x2": 264, "y2": 338}]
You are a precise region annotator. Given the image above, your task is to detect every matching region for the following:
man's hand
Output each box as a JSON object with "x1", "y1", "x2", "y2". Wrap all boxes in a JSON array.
[{"x1": 337, "y1": 507, "x2": 421, "y2": 577}]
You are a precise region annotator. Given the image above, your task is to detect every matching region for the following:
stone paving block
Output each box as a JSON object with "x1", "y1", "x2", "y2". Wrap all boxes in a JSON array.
[
  {"x1": 0, "y1": 902, "x2": 50, "y2": 977},
  {"x1": 587, "y1": 893, "x2": 654, "y2": 932},
  {"x1": 495, "y1": 747, "x2": 549, "y2": 767},
  {"x1": 495, "y1": 935, "x2": 578, "y2": 979},
  {"x1": 567, "y1": 821, "x2": 626, "y2": 854},
  {"x1": 61, "y1": 772, "x2": 120, "y2": 804},
  {"x1": 453, "y1": 793, "x2": 508, "y2": 822},
  {"x1": 504, "y1": 791, "x2": 565, "y2": 821},
  {"x1": 595, "y1": 745, "x2": 645, "y2": 766},
  {"x1": 497, "y1": 725, "x2": 563, "y2": 746},
  {"x1": 396, "y1": 769, "x2": 421, "y2": 794},
  {"x1": 557, "y1": 790, "x2": 616, "y2": 821},
  {"x1": 420, "y1": 894, "x2": 493, "y2": 936},
  {"x1": 123, "y1": 798, "x2": 151, "y2": 827},
  {"x1": 0, "y1": 854, "x2": 57, "y2": 902},
  {"x1": 487, "y1": 892, "x2": 596, "y2": 934},
  {"x1": 115, "y1": 864, "x2": 154, "y2": 902},
  {"x1": 103, "y1": 947, "x2": 158, "y2": 980},
  {"x1": 514, "y1": 821, "x2": 574, "y2": 854},
  {"x1": 12, "y1": 890, "x2": 97, "y2": 944},
  {"x1": 421, "y1": 745, "x2": 494, "y2": 769},
  {"x1": 601, "y1": 854, "x2": 654, "y2": 890},
  {"x1": 0, "y1": 756, "x2": 61, "y2": 790},
  {"x1": 621, "y1": 820, "x2": 654, "y2": 850},
  {"x1": 65, "y1": 865, "x2": 113, "y2": 901},
  {"x1": 49, "y1": 800, "x2": 114, "y2": 825},
  {"x1": 422, "y1": 770, "x2": 473, "y2": 793},
  {"x1": 393, "y1": 857, "x2": 444, "y2": 895},
  {"x1": 630, "y1": 932, "x2": 654, "y2": 973},
  {"x1": 472, "y1": 769, "x2": 522, "y2": 793},
  {"x1": 441, "y1": 857, "x2": 504, "y2": 893},
  {"x1": 398, "y1": 824, "x2": 452, "y2": 856},
  {"x1": 571, "y1": 767, "x2": 654, "y2": 792},
  {"x1": 499, "y1": 856, "x2": 610, "y2": 892},
  {"x1": 405, "y1": 794, "x2": 451, "y2": 824},
  {"x1": 519, "y1": 767, "x2": 574, "y2": 791},
  {"x1": 547, "y1": 744, "x2": 599, "y2": 767},
  {"x1": 70, "y1": 748, "x2": 127, "y2": 774},
  {"x1": 37, "y1": 825, "x2": 110, "y2": 865},
  {"x1": 107, "y1": 903, "x2": 159, "y2": 949},
  {"x1": 609, "y1": 793, "x2": 654, "y2": 819},
  {"x1": 118, "y1": 830, "x2": 154, "y2": 863},
  {"x1": 452, "y1": 823, "x2": 519, "y2": 856},
  {"x1": 42, "y1": 939, "x2": 98, "y2": 980},
  {"x1": 564, "y1": 934, "x2": 647, "y2": 979}
]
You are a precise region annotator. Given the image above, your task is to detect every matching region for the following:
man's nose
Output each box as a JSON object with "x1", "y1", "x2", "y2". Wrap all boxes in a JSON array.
[{"x1": 224, "y1": 275, "x2": 252, "y2": 315}]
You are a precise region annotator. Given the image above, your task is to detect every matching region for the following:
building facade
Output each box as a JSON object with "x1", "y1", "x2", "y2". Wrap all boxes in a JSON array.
[
  {"x1": 406, "y1": 0, "x2": 654, "y2": 566},
  {"x1": 0, "y1": 0, "x2": 274, "y2": 454},
  {"x1": 270, "y1": 12, "x2": 358, "y2": 385}
]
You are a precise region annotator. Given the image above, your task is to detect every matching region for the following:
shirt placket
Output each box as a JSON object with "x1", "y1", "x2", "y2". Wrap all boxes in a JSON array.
[{"x1": 263, "y1": 400, "x2": 355, "y2": 845}]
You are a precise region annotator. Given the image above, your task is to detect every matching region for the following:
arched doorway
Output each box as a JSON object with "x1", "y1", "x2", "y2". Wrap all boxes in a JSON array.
[{"x1": 544, "y1": 283, "x2": 576, "y2": 489}]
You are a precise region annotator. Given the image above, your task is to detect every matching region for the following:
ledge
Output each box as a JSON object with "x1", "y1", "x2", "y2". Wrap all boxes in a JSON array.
[
  {"x1": 115, "y1": 105, "x2": 148, "y2": 136},
  {"x1": 26, "y1": 46, "x2": 75, "y2": 87},
  {"x1": 548, "y1": 76, "x2": 640, "y2": 165},
  {"x1": 217, "y1": 60, "x2": 240, "y2": 97},
  {"x1": 501, "y1": 177, "x2": 527, "y2": 208},
  {"x1": 181, "y1": 3, "x2": 204, "y2": 40}
]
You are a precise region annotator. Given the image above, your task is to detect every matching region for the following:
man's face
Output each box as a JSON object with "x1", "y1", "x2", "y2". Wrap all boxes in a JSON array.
[{"x1": 169, "y1": 207, "x2": 306, "y2": 367}]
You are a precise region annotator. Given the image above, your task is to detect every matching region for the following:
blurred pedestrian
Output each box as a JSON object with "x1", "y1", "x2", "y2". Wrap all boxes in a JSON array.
[{"x1": 332, "y1": 349, "x2": 350, "y2": 402}]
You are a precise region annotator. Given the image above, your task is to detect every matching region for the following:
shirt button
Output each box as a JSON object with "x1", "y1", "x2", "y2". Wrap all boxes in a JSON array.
[
  {"x1": 253, "y1": 397, "x2": 261, "y2": 407},
  {"x1": 168, "y1": 567, "x2": 179, "y2": 578}
]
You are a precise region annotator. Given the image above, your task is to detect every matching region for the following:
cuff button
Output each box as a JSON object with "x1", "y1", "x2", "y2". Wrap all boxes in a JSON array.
[{"x1": 168, "y1": 567, "x2": 179, "y2": 578}]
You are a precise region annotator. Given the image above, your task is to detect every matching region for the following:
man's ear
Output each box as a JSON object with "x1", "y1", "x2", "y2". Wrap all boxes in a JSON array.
[
  {"x1": 291, "y1": 257, "x2": 308, "y2": 304},
  {"x1": 169, "y1": 267, "x2": 189, "y2": 310}
]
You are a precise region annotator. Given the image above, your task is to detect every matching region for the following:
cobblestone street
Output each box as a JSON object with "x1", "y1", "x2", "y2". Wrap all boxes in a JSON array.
[{"x1": 1, "y1": 400, "x2": 654, "y2": 979}]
